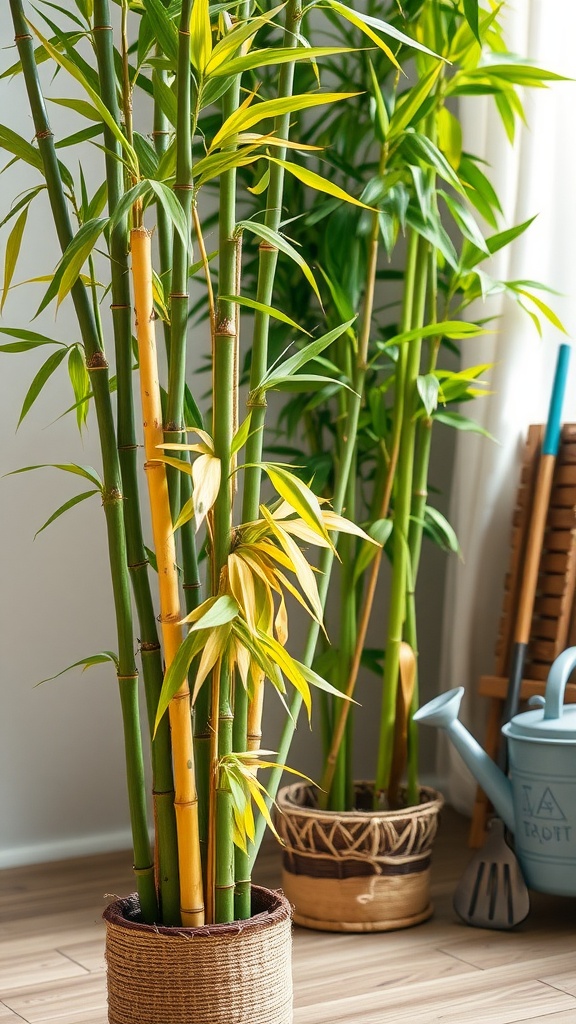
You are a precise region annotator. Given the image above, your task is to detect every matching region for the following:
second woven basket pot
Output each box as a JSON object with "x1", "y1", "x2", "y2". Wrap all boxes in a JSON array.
[
  {"x1": 103, "y1": 885, "x2": 293, "y2": 1024},
  {"x1": 277, "y1": 782, "x2": 443, "y2": 933}
]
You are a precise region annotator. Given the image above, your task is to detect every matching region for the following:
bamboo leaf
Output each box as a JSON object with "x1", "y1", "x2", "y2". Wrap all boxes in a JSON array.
[
  {"x1": 388, "y1": 64, "x2": 443, "y2": 139},
  {"x1": 210, "y1": 92, "x2": 358, "y2": 153},
  {"x1": 142, "y1": 0, "x2": 179, "y2": 67},
  {"x1": 181, "y1": 594, "x2": 240, "y2": 628},
  {"x1": 155, "y1": 630, "x2": 206, "y2": 729},
  {"x1": 0, "y1": 327, "x2": 67, "y2": 352},
  {"x1": 205, "y1": 3, "x2": 287, "y2": 73},
  {"x1": 378, "y1": 320, "x2": 486, "y2": 349},
  {"x1": 192, "y1": 453, "x2": 221, "y2": 530},
  {"x1": 423, "y1": 505, "x2": 461, "y2": 555},
  {"x1": 260, "y1": 465, "x2": 332, "y2": 548},
  {"x1": 147, "y1": 180, "x2": 190, "y2": 252},
  {"x1": 207, "y1": 45, "x2": 355, "y2": 79},
  {"x1": 190, "y1": 626, "x2": 231, "y2": 703},
  {"x1": 439, "y1": 191, "x2": 488, "y2": 253},
  {"x1": 1, "y1": 207, "x2": 29, "y2": 311},
  {"x1": 37, "y1": 650, "x2": 118, "y2": 685},
  {"x1": 47, "y1": 95, "x2": 101, "y2": 121},
  {"x1": 433, "y1": 409, "x2": 495, "y2": 440},
  {"x1": 417, "y1": 373, "x2": 439, "y2": 416},
  {"x1": 0, "y1": 186, "x2": 45, "y2": 231},
  {"x1": 190, "y1": 0, "x2": 212, "y2": 74},
  {"x1": 0, "y1": 124, "x2": 44, "y2": 174},
  {"x1": 231, "y1": 414, "x2": 253, "y2": 457},
  {"x1": 67, "y1": 346, "x2": 90, "y2": 430},
  {"x1": 16, "y1": 348, "x2": 69, "y2": 426},
  {"x1": 324, "y1": 0, "x2": 441, "y2": 60},
  {"x1": 262, "y1": 318, "x2": 355, "y2": 385},
  {"x1": 463, "y1": 0, "x2": 480, "y2": 42},
  {"x1": 6, "y1": 462, "x2": 103, "y2": 487},
  {"x1": 36, "y1": 218, "x2": 109, "y2": 314},
  {"x1": 219, "y1": 294, "x2": 309, "y2": 335},
  {"x1": 34, "y1": 488, "x2": 99, "y2": 538},
  {"x1": 269, "y1": 157, "x2": 375, "y2": 210},
  {"x1": 237, "y1": 221, "x2": 322, "y2": 306},
  {"x1": 27, "y1": 20, "x2": 139, "y2": 177}
]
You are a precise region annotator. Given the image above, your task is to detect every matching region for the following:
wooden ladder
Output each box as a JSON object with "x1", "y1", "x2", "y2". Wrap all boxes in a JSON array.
[{"x1": 469, "y1": 423, "x2": 576, "y2": 847}]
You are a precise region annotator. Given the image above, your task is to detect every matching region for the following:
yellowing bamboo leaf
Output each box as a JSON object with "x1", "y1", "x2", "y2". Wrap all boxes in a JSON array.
[
  {"x1": 210, "y1": 92, "x2": 359, "y2": 153},
  {"x1": 261, "y1": 464, "x2": 333, "y2": 549},
  {"x1": 278, "y1": 517, "x2": 332, "y2": 548},
  {"x1": 321, "y1": 510, "x2": 379, "y2": 544},
  {"x1": 257, "y1": 630, "x2": 312, "y2": 719},
  {"x1": 228, "y1": 552, "x2": 258, "y2": 629},
  {"x1": 191, "y1": 627, "x2": 231, "y2": 702},
  {"x1": 190, "y1": 0, "x2": 212, "y2": 74},
  {"x1": 192, "y1": 452, "x2": 221, "y2": 530},
  {"x1": 180, "y1": 593, "x2": 239, "y2": 628},
  {"x1": 325, "y1": 0, "x2": 401, "y2": 68},
  {"x1": 159, "y1": 441, "x2": 212, "y2": 455},
  {"x1": 237, "y1": 132, "x2": 322, "y2": 152},
  {"x1": 205, "y1": 3, "x2": 287, "y2": 73},
  {"x1": 269, "y1": 157, "x2": 376, "y2": 211},
  {"x1": 275, "y1": 592, "x2": 288, "y2": 646},
  {"x1": 172, "y1": 495, "x2": 195, "y2": 533},
  {"x1": 260, "y1": 507, "x2": 324, "y2": 623},
  {"x1": 154, "y1": 454, "x2": 193, "y2": 475},
  {"x1": 1, "y1": 207, "x2": 28, "y2": 312}
]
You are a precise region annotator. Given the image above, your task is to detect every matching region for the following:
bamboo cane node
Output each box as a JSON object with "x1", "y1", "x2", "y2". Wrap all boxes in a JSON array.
[
  {"x1": 164, "y1": 421, "x2": 185, "y2": 433},
  {"x1": 110, "y1": 303, "x2": 131, "y2": 310},
  {"x1": 35, "y1": 128, "x2": 53, "y2": 140},
  {"x1": 151, "y1": 130, "x2": 171, "y2": 137},
  {"x1": 157, "y1": 612, "x2": 181, "y2": 625},
  {"x1": 86, "y1": 351, "x2": 108, "y2": 370},
  {"x1": 132, "y1": 863, "x2": 154, "y2": 876},
  {"x1": 247, "y1": 390, "x2": 267, "y2": 409},
  {"x1": 117, "y1": 674, "x2": 139, "y2": 683},
  {"x1": 183, "y1": 581, "x2": 202, "y2": 590},
  {"x1": 170, "y1": 292, "x2": 188, "y2": 300},
  {"x1": 102, "y1": 487, "x2": 123, "y2": 505},
  {"x1": 93, "y1": 24, "x2": 113, "y2": 31},
  {"x1": 14, "y1": 32, "x2": 33, "y2": 41},
  {"x1": 258, "y1": 241, "x2": 279, "y2": 253},
  {"x1": 139, "y1": 639, "x2": 161, "y2": 653},
  {"x1": 215, "y1": 318, "x2": 236, "y2": 337},
  {"x1": 174, "y1": 183, "x2": 194, "y2": 192}
]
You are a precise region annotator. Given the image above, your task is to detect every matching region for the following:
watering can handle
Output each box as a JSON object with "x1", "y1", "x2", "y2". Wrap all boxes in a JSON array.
[{"x1": 544, "y1": 647, "x2": 576, "y2": 721}]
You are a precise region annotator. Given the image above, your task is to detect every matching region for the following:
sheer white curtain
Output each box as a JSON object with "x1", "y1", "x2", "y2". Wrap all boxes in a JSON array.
[{"x1": 438, "y1": 1, "x2": 576, "y2": 812}]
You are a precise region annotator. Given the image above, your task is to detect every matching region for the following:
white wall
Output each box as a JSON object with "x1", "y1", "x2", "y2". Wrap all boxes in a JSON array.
[{"x1": 0, "y1": 8, "x2": 451, "y2": 868}]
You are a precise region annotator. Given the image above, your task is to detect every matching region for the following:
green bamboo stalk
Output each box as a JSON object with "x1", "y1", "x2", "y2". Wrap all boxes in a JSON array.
[
  {"x1": 374, "y1": 232, "x2": 429, "y2": 807},
  {"x1": 236, "y1": 0, "x2": 303, "y2": 916},
  {"x1": 152, "y1": 58, "x2": 173, "y2": 362},
  {"x1": 9, "y1": 0, "x2": 157, "y2": 923},
  {"x1": 93, "y1": 0, "x2": 180, "y2": 925}
]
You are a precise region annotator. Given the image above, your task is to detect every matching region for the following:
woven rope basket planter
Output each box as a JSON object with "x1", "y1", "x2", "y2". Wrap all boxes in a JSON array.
[
  {"x1": 103, "y1": 885, "x2": 293, "y2": 1024},
  {"x1": 277, "y1": 782, "x2": 443, "y2": 933}
]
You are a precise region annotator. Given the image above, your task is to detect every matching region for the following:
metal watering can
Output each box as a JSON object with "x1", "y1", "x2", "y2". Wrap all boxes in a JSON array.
[{"x1": 414, "y1": 647, "x2": 576, "y2": 896}]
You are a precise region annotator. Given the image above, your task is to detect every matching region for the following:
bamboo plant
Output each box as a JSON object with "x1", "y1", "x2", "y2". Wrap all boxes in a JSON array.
[
  {"x1": 237, "y1": 0, "x2": 567, "y2": 818},
  {"x1": 0, "y1": 0, "x2": 443, "y2": 926}
]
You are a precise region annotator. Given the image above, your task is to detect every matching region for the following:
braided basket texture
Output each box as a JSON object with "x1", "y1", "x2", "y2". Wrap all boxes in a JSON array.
[
  {"x1": 104, "y1": 885, "x2": 293, "y2": 1024},
  {"x1": 277, "y1": 782, "x2": 443, "y2": 932}
]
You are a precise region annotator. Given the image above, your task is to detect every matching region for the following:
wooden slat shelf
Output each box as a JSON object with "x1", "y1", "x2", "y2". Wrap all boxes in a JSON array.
[{"x1": 469, "y1": 424, "x2": 576, "y2": 847}]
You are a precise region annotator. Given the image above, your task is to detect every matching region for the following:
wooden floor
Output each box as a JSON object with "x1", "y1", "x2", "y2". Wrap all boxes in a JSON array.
[{"x1": 1, "y1": 808, "x2": 575, "y2": 1023}]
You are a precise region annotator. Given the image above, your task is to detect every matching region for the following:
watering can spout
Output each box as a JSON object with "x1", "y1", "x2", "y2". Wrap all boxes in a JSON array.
[{"x1": 414, "y1": 688, "x2": 515, "y2": 833}]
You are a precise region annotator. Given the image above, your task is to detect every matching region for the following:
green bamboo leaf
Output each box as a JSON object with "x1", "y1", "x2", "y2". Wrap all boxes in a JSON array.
[
  {"x1": 0, "y1": 186, "x2": 45, "y2": 231},
  {"x1": 237, "y1": 221, "x2": 322, "y2": 306},
  {"x1": 37, "y1": 650, "x2": 119, "y2": 685},
  {"x1": 423, "y1": 505, "x2": 460, "y2": 555},
  {"x1": 55, "y1": 123, "x2": 103, "y2": 150},
  {"x1": 463, "y1": 0, "x2": 480, "y2": 42},
  {"x1": 0, "y1": 125, "x2": 44, "y2": 174},
  {"x1": 16, "y1": 348, "x2": 69, "y2": 426},
  {"x1": 0, "y1": 328, "x2": 67, "y2": 352},
  {"x1": 402, "y1": 132, "x2": 464, "y2": 194},
  {"x1": 433, "y1": 410, "x2": 495, "y2": 440},
  {"x1": 147, "y1": 180, "x2": 189, "y2": 251},
  {"x1": 36, "y1": 218, "x2": 109, "y2": 315},
  {"x1": 207, "y1": 45, "x2": 355, "y2": 79},
  {"x1": 324, "y1": 0, "x2": 441, "y2": 60},
  {"x1": 193, "y1": 145, "x2": 263, "y2": 187},
  {"x1": 210, "y1": 92, "x2": 358, "y2": 153},
  {"x1": 405, "y1": 206, "x2": 458, "y2": 269},
  {"x1": 35, "y1": 488, "x2": 99, "y2": 538},
  {"x1": 262, "y1": 318, "x2": 355, "y2": 385},
  {"x1": 269, "y1": 157, "x2": 375, "y2": 211},
  {"x1": 186, "y1": 595, "x2": 239, "y2": 631},
  {"x1": 28, "y1": 21, "x2": 139, "y2": 177},
  {"x1": 417, "y1": 374, "x2": 439, "y2": 416},
  {"x1": 7, "y1": 462, "x2": 103, "y2": 489},
  {"x1": 1, "y1": 207, "x2": 29, "y2": 312},
  {"x1": 388, "y1": 64, "x2": 442, "y2": 139},
  {"x1": 67, "y1": 346, "x2": 90, "y2": 429},
  {"x1": 367, "y1": 58, "x2": 389, "y2": 143},
  {"x1": 190, "y1": 0, "x2": 212, "y2": 74},
  {"x1": 352, "y1": 518, "x2": 392, "y2": 582},
  {"x1": 48, "y1": 95, "x2": 101, "y2": 121},
  {"x1": 379, "y1": 320, "x2": 486, "y2": 349},
  {"x1": 510, "y1": 286, "x2": 567, "y2": 334},
  {"x1": 142, "y1": 0, "x2": 179, "y2": 67},
  {"x1": 439, "y1": 191, "x2": 488, "y2": 253},
  {"x1": 152, "y1": 76, "x2": 178, "y2": 129},
  {"x1": 231, "y1": 414, "x2": 253, "y2": 457},
  {"x1": 264, "y1": 374, "x2": 350, "y2": 393},
  {"x1": 219, "y1": 294, "x2": 309, "y2": 335}
]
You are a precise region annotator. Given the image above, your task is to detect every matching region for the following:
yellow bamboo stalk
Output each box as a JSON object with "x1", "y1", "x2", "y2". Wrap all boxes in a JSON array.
[{"x1": 131, "y1": 226, "x2": 204, "y2": 927}]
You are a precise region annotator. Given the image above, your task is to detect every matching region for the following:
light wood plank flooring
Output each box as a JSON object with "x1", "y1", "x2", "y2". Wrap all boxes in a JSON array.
[{"x1": 1, "y1": 809, "x2": 575, "y2": 1023}]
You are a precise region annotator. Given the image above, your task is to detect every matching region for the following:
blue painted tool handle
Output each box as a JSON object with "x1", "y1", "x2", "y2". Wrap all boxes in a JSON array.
[{"x1": 543, "y1": 343, "x2": 571, "y2": 455}]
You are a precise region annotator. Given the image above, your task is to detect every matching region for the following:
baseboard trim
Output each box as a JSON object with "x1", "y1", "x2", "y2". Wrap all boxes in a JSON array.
[{"x1": 0, "y1": 829, "x2": 133, "y2": 869}]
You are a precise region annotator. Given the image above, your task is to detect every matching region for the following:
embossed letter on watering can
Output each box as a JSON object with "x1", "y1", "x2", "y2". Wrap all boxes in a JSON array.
[{"x1": 414, "y1": 647, "x2": 576, "y2": 896}]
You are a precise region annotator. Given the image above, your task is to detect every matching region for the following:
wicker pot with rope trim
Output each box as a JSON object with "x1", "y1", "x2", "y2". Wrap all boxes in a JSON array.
[
  {"x1": 103, "y1": 886, "x2": 293, "y2": 1024},
  {"x1": 276, "y1": 782, "x2": 443, "y2": 933}
]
